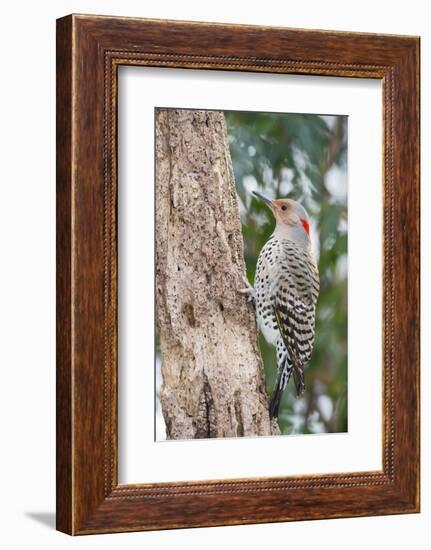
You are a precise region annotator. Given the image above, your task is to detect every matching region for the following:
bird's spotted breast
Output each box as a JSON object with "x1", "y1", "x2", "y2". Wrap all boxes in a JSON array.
[{"x1": 254, "y1": 236, "x2": 319, "y2": 360}]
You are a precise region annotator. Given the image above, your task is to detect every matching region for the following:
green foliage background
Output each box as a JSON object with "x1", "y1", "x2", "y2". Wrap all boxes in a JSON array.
[{"x1": 225, "y1": 110, "x2": 348, "y2": 435}]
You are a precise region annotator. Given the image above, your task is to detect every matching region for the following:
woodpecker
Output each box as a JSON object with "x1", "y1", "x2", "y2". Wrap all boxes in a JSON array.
[{"x1": 240, "y1": 191, "x2": 320, "y2": 419}]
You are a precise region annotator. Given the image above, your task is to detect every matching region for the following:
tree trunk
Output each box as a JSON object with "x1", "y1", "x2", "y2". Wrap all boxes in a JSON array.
[{"x1": 155, "y1": 109, "x2": 278, "y2": 439}]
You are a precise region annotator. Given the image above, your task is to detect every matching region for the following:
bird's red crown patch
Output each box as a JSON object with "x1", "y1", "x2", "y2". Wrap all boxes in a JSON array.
[{"x1": 300, "y1": 219, "x2": 310, "y2": 236}]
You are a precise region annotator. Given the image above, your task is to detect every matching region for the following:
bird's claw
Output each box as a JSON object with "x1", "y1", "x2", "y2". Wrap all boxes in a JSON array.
[{"x1": 238, "y1": 276, "x2": 256, "y2": 304}]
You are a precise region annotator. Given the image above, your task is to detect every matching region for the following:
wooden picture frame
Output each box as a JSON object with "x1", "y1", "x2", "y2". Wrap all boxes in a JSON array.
[{"x1": 56, "y1": 14, "x2": 420, "y2": 535}]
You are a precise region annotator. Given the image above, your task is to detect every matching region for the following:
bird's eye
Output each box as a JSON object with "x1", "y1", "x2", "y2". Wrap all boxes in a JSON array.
[{"x1": 281, "y1": 205, "x2": 287, "y2": 211}]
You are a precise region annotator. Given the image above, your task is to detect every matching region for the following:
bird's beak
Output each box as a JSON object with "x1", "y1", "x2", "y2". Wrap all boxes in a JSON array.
[{"x1": 252, "y1": 190, "x2": 274, "y2": 208}]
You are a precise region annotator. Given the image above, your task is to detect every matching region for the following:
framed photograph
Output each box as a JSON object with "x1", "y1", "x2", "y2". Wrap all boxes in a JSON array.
[{"x1": 56, "y1": 14, "x2": 420, "y2": 535}]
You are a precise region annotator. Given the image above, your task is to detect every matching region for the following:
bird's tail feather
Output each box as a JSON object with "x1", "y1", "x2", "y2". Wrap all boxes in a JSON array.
[
  {"x1": 269, "y1": 384, "x2": 283, "y2": 419},
  {"x1": 269, "y1": 361, "x2": 292, "y2": 418},
  {"x1": 292, "y1": 365, "x2": 305, "y2": 397}
]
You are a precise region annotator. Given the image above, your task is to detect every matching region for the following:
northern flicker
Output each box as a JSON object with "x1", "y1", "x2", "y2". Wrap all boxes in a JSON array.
[{"x1": 240, "y1": 191, "x2": 320, "y2": 419}]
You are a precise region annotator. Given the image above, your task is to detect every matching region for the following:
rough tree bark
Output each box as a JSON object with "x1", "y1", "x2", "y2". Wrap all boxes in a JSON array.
[{"x1": 155, "y1": 109, "x2": 278, "y2": 439}]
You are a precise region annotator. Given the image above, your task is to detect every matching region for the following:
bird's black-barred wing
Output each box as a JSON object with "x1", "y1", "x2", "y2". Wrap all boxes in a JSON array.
[{"x1": 272, "y1": 240, "x2": 320, "y2": 395}]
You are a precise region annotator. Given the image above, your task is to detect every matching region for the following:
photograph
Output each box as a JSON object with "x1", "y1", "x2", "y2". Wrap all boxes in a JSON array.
[
  {"x1": 0, "y1": 2, "x2": 423, "y2": 544},
  {"x1": 155, "y1": 107, "x2": 348, "y2": 440}
]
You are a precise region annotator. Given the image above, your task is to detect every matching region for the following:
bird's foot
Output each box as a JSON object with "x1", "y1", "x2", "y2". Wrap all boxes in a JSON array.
[{"x1": 238, "y1": 276, "x2": 256, "y2": 305}]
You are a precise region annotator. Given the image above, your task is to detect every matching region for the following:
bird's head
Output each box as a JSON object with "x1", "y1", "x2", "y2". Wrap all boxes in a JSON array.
[{"x1": 252, "y1": 191, "x2": 311, "y2": 246}]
